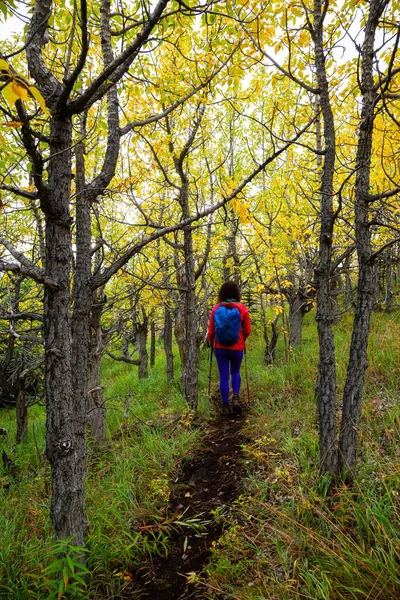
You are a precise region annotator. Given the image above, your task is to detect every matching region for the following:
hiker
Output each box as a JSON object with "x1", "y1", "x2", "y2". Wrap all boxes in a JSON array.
[{"x1": 208, "y1": 281, "x2": 251, "y2": 415}]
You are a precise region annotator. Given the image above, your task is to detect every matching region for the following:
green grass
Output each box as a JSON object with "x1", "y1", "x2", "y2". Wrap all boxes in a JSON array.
[
  {"x1": 1, "y1": 310, "x2": 400, "y2": 599},
  {"x1": 202, "y1": 309, "x2": 400, "y2": 600},
  {"x1": 0, "y1": 342, "x2": 208, "y2": 599}
]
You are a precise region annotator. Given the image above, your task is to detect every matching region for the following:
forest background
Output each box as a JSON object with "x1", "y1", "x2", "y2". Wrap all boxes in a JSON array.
[{"x1": 0, "y1": 0, "x2": 399, "y2": 598}]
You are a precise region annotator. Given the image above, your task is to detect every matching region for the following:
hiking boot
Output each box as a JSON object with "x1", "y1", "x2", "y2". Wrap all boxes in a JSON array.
[
  {"x1": 221, "y1": 403, "x2": 232, "y2": 416},
  {"x1": 232, "y1": 394, "x2": 242, "y2": 414}
]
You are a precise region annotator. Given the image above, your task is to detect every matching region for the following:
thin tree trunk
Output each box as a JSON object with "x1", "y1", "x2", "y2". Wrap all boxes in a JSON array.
[
  {"x1": 385, "y1": 254, "x2": 394, "y2": 311},
  {"x1": 87, "y1": 293, "x2": 106, "y2": 442},
  {"x1": 164, "y1": 306, "x2": 174, "y2": 380},
  {"x1": 16, "y1": 380, "x2": 28, "y2": 444},
  {"x1": 288, "y1": 296, "x2": 307, "y2": 348},
  {"x1": 183, "y1": 219, "x2": 199, "y2": 409},
  {"x1": 150, "y1": 321, "x2": 156, "y2": 367},
  {"x1": 344, "y1": 253, "x2": 353, "y2": 310},
  {"x1": 136, "y1": 321, "x2": 149, "y2": 379},
  {"x1": 174, "y1": 304, "x2": 187, "y2": 382}
]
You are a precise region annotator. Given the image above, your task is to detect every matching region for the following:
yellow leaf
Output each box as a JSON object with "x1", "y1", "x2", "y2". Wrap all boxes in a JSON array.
[
  {"x1": 28, "y1": 85, "x2": 48, "y2": 113},
  {"x1": 1, "y1": 121, "x2": 23, "y2": 128},
  {"x1": 12, "y1": 80, "x2": 28, "y2": 102},
  {"x1": 2, "y1": 81, "x2": 19, "y2": 106},
  {"x1": 0, "y1": 58, "x2": 10, "y2": 73}
]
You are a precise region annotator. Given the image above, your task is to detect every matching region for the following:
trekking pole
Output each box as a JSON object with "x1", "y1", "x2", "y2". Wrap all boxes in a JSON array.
[
  {"x1": 244, "y1": 343, "x2": 250, "y2": 405},
  {"x1": 207, "y1": 345, "x2": 213, "y2": 398}
]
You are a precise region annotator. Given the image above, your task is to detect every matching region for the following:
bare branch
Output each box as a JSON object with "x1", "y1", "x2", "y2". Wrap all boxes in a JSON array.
[
  {"x1": 59, "y1": 0, "x2": 89, "y2": 108},
  {"x1": 0, "y1": 312, "x2": 44, "y2": 322},
  {"x1": 0, "y1": 185, "x2": 38, "y2": 200},
  {"x1": 369, "y1": 235, "x2": 400, "y2": 263},
  {"x1": 66, "y1": 0, "x2": 170, "y2": 115},
  {"x1": 366, "y1": 186, "x2": 400, "y2": 203}
]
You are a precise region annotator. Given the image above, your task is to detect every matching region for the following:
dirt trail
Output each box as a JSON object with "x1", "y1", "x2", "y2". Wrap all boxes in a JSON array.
[{"x1": 132, "y1": 407, "x2": 247, "y2": 599}]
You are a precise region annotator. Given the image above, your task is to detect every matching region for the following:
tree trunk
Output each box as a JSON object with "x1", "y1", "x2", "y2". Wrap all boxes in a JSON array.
[
  {"x1": 385, "y1": 254, "x2": 394, "y2": 311},
  {"x1": 344, "y1": 253, "x2": 353, "y2": 310},
  {"x1": 183, "y1": 221, "x2": 199, "y2": 410},
  {"x1": 16, "y1": 380, "x2": 28, "y2": 444},
  {"x1": 88, "y1": 356, "x2": 105, "y2": 442},
  {"x1": 313, "y1": 0, "x2": 338, "y2": 475},
  {"x1": 174, "y1": 305, "x2": 187, "y2": 381},
  {"x1": 136, "y1": 321, "x2": 149, "y2": 379},
  {"x1": 338, "y1": 0, "x2": 384, "y2": 475},
  {"x1": 163, "y1": 306, "x2": 174, "y2": 380},
  {"x1": 150, "y1": 321, "x2": 156, "y2": 367},
  {"x1": 264, "y1": 316, "x2": 279, "y2": 366},
  {"x1": 222, "y1": 213, "x2": 240, "y2": 285},
  {"x1": 289, "y1": 296, "x2": 306, "y2": 348},
  {"x1": 44, "y1": 116, "x2": 86, "y2": 546},
  {"x1": 87, "y1": 293, "x2": 106, "y2": 443}
]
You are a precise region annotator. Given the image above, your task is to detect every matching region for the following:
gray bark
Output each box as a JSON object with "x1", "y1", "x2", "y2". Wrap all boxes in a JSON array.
[
  {"x1": 182, "y1": 219, "x2": 199, "y2": 409},
  {"x1": 136, "y1": 319, "x2": 149, "y2": 379},
  {"x1": 163, "y1": 306, "x2": 174, "y2": 380},
  {"x1": 289, "y1": 298, "x2": 306, "y2": 348},
  {"x1": 338, "y1": 0, "x2": 387, "y2": 475},
  {"x1": 288, "y1": 285, "x2": 314, "y2": 348},
  {"x1": 344, "y1": 253, "x2": 353, "y2": 310},
  {"x1": 150, "y1": 321, "x2": 156, "y2": 367},
  {"x1": 170, "y1": 107, "x2": 206, "y2": 410},
  {"x1": 313, "y1": 0, "x2": 338, "y2": 474},
  {"x1": 222, "y1": 212, "x2": 240, "y2": 285},
  {"x1": 24, "y1": 0, "x2": 121, "y2": 545},
  {"x1": 87, "y1": 292, "x2": 106, "y2": 442},
  {"x1": 44, "y1": 116, "x2": 86, "y2": 544},
  {"x1": 16, "y1": 380, "x2": 28, "y2": 444},
  {"x1": 385, "y1": 254, "x2": 394, "y2": 311}
]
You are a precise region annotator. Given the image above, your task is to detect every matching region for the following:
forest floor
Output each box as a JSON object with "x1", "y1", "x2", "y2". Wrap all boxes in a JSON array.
[{"x1": 131, "y1": 398, "x2": 248, "y2": 599}]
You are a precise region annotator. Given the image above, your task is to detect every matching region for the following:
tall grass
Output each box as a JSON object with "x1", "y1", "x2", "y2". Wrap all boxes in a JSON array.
[
  {"x1": 1, "y1": 310, "x2": 399, "y2": 599},
  {"x1": 0, "y1": 341, "x2": 208, "y2": 599},
  {"x1": 204, "y1": 309, "x2": 400, "y2": 600}
]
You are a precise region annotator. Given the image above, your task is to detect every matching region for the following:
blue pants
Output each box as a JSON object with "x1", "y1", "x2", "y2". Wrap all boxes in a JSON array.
[{"x1": 214, "y1": 348, "x2": 244, "y2": 404}]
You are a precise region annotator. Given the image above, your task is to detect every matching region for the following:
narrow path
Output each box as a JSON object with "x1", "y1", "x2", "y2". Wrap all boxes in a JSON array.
[{"x1": 132, "y1": 407, "x2": 246, "y2": 599}]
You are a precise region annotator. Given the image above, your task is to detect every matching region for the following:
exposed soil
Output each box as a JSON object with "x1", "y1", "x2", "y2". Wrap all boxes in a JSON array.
[{"x1": 130, "y1": 403, "x2": 247, "y2": 599}]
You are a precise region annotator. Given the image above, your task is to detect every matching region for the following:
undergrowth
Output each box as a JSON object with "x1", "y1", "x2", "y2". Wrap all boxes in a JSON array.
[
  {"x1": 201, "y1": 309, "x2": 400, "y2": 600},
  {"x1": 0, "y1": 343, "x2": 210, "y2": 599},
  {"x1": 1, "y1": 310, "x2": 399, "y2": 599}
]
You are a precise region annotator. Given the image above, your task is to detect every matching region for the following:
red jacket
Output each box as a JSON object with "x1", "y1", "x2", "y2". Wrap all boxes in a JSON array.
[{"x1": 208, "y1": 301, "x2": 251, "y2": 351}]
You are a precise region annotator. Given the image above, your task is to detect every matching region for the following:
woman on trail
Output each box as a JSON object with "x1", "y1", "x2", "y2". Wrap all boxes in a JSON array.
[{"x1": 208, "y1": 281, "x2": 251, "y2": 415}]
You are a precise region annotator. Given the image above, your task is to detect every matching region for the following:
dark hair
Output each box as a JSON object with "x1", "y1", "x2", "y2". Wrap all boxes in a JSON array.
[{"x1": 218, "y1": 281, "x2": 241, "y2": 302}]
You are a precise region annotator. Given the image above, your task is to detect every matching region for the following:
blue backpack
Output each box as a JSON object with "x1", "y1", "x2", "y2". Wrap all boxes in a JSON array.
[{"x1": 214, "y1": 304, "x2": 241, "y2": 346}]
